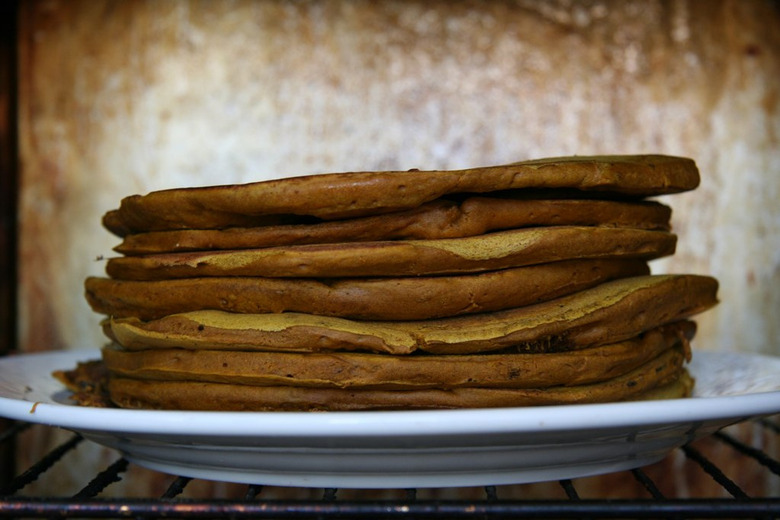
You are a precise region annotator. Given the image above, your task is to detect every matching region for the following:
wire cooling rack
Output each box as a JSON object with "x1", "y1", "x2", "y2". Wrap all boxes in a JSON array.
[{"x1": 1, "y1": 416, "x2": 778, "y2": 519}]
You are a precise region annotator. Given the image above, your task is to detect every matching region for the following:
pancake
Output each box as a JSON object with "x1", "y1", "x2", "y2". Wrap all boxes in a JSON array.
[
  {"x1": 105, "y1": 346, "x2": 690, "y2": 411},
  {"x1": 113, "y1": 197, "x2": 673, "y2": 255},
  {"x1": 86, "y1": 259, "x2": 649, "y2": 321},
  {"x1": 103, "y1": 155, "x2": 698, "y2": 236},
  {"x1": 105, "y1": 274, "x2": 719, "y2": 355},
  {"x1": 101, "y1": 320, "x2": 694, "y2": 390},
  {"x1": 104, "y1": 226, "x2": 676, "y2": 280}
]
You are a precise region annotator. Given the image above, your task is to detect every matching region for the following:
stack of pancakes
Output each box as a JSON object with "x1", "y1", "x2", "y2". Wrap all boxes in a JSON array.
[{"x1": 81, "y1": 155, "x2": 719, "y2": 411}]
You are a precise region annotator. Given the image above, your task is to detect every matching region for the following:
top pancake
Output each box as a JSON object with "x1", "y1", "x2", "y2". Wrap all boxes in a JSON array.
[{"x1": 103, "y1": 155, "x2": 698, "y2": 236}]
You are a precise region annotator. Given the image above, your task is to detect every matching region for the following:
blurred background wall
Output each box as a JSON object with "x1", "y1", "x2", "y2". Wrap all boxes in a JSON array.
[
  {"x1": 16, "y1": 0, "x2": 780, "y2": 359},
  {"x1": 7, "y1": 0, "x2": 780, "y2": 498}
]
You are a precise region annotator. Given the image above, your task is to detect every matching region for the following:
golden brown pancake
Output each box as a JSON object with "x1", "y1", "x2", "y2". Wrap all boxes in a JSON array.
[
  {"x1": 103, "y1": 155, "x2": 698, "y2": 236},
  {"x1": 100, "y1": 321, "x2": 694, "y2": 390},
  {"x1": 86, "y1": 259, "x2": 649, "y2": 321},
  {"x1": 103, "y1": 227, "x2": 676, "y2": 280},
  {"x1": 113, "y1": 197, "x2": 672, "y2": 255},
  {"x1": 105, "y1": 274, "x2": 718, "y2": 356},
  {"x1": 106, "y1": 346, "x2": 689, "y2": 411}
]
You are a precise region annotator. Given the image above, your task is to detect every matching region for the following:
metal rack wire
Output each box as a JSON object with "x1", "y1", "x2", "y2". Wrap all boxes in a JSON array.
[{"x1": 1, "y1": 416, "x2": 779, "y2": 519}]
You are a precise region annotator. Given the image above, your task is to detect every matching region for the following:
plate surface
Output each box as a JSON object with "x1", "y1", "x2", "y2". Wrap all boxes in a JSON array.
[{"x1": 1, "y1": 348, "x2": 780, "y2": 488}]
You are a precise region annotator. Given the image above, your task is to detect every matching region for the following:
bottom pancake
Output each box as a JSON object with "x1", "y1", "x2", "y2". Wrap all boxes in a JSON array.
[{"x1": 106, "y1": 346, "x2": 689, "y2": 411}]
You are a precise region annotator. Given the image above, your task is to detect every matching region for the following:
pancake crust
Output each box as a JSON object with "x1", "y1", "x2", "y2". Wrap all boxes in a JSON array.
[
  {"x1": 103, "y1": 155, "x2": 698, "y2": 236},
  {"x1": 86, "y1": 259, "x2": 649, "y2": 321},
  {"x1": 101, "y1": 321, "x2": 694, "y2": 390},
  {"x1": 104, "y1": 227, "x2": 676, "y2": 280},
  {"x1": 105, "y1": 274, "x2": 718, "y2": 355},
  {"x1": 113, "y1": 198, "x2": 672, "y2": 255},
  {"x1": 106, "y1": 346, "x2": 688, "y2": 411}
]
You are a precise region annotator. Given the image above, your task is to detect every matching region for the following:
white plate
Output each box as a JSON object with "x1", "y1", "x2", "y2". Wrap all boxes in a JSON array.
[{"x1": 1, "y1": 348, "x2": 779, "y2": 488}]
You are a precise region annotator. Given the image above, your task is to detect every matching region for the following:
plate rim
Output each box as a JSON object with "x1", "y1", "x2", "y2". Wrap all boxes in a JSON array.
[{"x1": 2, "y1": 348, "x2": 780, "y2": 439}]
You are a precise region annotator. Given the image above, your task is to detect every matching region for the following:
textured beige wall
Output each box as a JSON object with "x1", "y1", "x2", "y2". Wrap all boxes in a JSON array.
[
  {"x1": 18, "y1": 0, "x2": 780, "y2": 357},
  {"x1": 14, "y1": 0, "x2": 780, "y2": 500}
]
